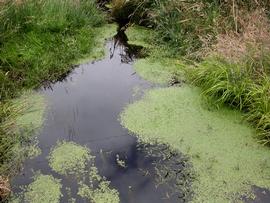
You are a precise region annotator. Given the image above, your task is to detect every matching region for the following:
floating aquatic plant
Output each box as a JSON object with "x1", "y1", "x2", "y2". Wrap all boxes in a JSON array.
[
  {"x1": 24, "y1": 174, "x2": 62, "y2": 203},
  {"x1": 78, "y1": 181, "x2": 120, "y2": 203},
  {"x1": 121, "y1": 86, "x2": 270, "y2": 202},
  {"x1": 48, "y1": 141, "x2": 93, "y2": 176}
]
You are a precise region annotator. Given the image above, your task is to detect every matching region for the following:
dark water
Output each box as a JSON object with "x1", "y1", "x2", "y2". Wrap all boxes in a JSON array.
[
  {"x1": 11, "y1": 31, "x2": 270, "y2": 203},
  {"x1": 11, "y1": 32, "x2": 188, "y2": 203}
]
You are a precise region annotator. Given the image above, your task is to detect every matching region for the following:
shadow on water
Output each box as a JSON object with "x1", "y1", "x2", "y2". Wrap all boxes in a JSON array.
[{"x1": 11, "y1": 31, "x2": 190, "y2": 202}]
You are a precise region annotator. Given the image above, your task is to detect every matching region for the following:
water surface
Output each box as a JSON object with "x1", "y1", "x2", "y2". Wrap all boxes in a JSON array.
[{"x1": 11, "y1": 32, "x2": 187, "y2": 203}]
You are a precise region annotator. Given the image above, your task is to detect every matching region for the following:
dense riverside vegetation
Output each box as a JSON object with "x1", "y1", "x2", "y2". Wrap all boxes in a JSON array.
[
  {"x1": 111, "y1": 0, "x2": 270, "y2": 143},
  {"x1": 0, "y1": 0, "x2": 111, "y2": 186},
  {"x1": 114, "y1": 0, "x2": 270, "y2": 201},
  {"x1": 1, "y1": 0, "x2": 270, "y2": 201}
]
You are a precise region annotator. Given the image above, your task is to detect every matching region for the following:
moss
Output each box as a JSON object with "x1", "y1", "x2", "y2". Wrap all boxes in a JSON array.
[
  {"x1": 24, "y1": 174, "x2": 62, "y2": 203},
  {"x1": 74, "y1": 24, "x2": 118, "y2": 64},
  {"x1": 48, "y1": 141, "x2": 93, "y2": 176},
  {"x1": 121, "y1": 86, "x2": 270, "y2": 202},
  {"x1": 78, "y1": 181, "x2": 120, "y2": 203}
]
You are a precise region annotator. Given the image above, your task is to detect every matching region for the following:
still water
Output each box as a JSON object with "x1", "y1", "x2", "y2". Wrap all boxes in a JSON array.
[{"x1": 11, "y1": 32, "x2": 188, "y2": 203}]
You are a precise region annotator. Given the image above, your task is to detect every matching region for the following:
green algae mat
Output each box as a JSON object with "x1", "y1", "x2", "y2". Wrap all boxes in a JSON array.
[
  {"x1": 121, "y1": 85, "x2": 270, "y2": 202},
  {"x1": 122, "y1": 25, "x2": 270, "y2": 202},
  {"x1": 12, "y1": 141, "x2": 120, "y2": 203}
]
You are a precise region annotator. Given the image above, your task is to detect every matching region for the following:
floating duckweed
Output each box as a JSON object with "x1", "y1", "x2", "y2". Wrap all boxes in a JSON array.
[
  {"x1": 78, "y1": 181, "x2": 120, "y2": 203},
  {"x1": 0, "y1": 91, "x2": 46, "y2": 175},
  {"x1": 75, "y1": 24, "x2": 117, "y2": 64},
  {"x1": 13, "y1": 92, "x2": 46, "y2": 132},
  {"x1": 126, "y1": 25, "x2": 184, "y2": 85},
  {"x1": 126, "y1": 25, "x2": 153, "y2": 48},
  {"x1": 134, "y1": 58, "x2": 183, "y2": 85},
  {"x1": 24, "y1": 174, "x2": 62, "y2": 203},
  {"x1": 27, "y1": 142, "x2": 42, "y2": 159},
  {"x1": 48, "y1": 141, "x2": 92, "y2": 176},
  {"x1": 121, "y1": 86, "x2": 270, "y2": 202},
  {"x1": 89, "y1": 166, "x2": 102, "y2": 183}
]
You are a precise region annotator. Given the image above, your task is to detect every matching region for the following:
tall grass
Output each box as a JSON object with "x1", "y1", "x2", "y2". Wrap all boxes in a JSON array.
[
  {"x1": 110, "y1": 0, "x2": 270, "y2": 58},
  {"x1": 187, "y1": 56, "x2": 270, "y2": 143},
  {"x1": 109, "y1": 0, "x2": 270, "y2": 142},
  {"x1": 0, "y1": 0, "x2": 105, "y2": 176},
  {"x1": 0, "y1": 0, "x2": 105, "y2": 100}
]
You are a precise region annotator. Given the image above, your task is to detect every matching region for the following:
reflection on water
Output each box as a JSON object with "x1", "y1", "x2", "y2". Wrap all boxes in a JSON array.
[{"x1": 11, "y1": 32, "x2": 189, "y2": 203}]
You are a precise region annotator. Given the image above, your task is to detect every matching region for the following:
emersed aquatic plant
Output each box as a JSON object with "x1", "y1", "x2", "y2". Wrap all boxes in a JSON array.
[
  {"x1": 24, "y1": 174, "x2": 62, "y2": 203},
  {"x1": 121, "y1": 86, "x2": 270, "y2": 202},
  {"x1": 48, "y1": 141, "x2": 93, "y2": 176}
]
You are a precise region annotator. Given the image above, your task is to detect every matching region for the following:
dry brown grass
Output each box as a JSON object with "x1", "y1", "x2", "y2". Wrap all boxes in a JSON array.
[
  {"x1": 212, "y1": 9, "x2": 270, "y2": 63},
  {"x1": 0, "y1": 176, "x2": 10, "y2": 201}
]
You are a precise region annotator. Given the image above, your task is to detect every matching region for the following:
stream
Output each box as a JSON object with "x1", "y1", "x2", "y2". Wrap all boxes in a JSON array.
[
  {"x1": 10, "y1": 28, "x2": 270, "y2": 203},
  {"x1": 11, "y1": 31, "x2": 189, "y2": 203}
]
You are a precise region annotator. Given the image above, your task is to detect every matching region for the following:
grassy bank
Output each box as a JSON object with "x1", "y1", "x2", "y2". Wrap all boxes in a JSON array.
[
  {"x1": 111, "y1": 0, "x2": 270, "y2": 143},
  {"x1": 121, "y1": 23, "x2": 270, "y2": 202},
  {"x1": 111, "y1": 0, "x2": 270, "y2": 202},
  {"x1": 0, "y1": 0, "x2": 106, "y2": 100},
  {"x1": 0, "y1": 0, "x2": 116, "y2": 190}
]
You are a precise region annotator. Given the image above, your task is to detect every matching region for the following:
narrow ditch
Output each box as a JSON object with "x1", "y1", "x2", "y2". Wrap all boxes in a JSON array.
[{"x1": 10, "y1": 28, "x2": 192, "y2": 202}]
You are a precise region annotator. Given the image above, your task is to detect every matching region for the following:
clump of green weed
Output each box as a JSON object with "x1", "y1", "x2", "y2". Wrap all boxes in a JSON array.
[
  {"x1": 23, "y1": 174, "x2": 62, "y2": 203},
  {"x1": 48, "y1": 141, "x2": 93, "y2": 176},
  {"x1": 78, "y1": 181, "x2": 120, "y2": 203},
  {"x1": 121, "y1": 86, "x2": 270, "y2": 202}
]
